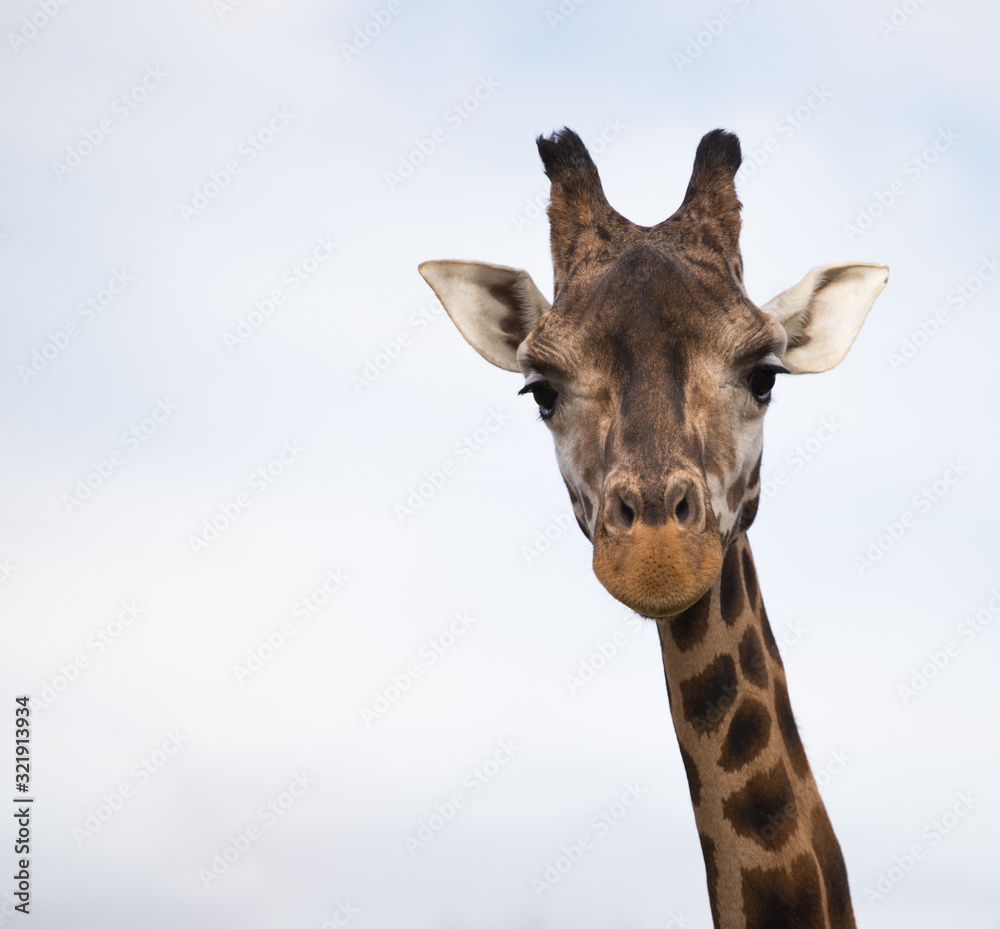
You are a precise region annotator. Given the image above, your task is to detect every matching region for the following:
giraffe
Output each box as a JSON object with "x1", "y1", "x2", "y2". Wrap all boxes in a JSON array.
[{"x1": 418, "y1": 127, "x2": 887, "y2": 929}]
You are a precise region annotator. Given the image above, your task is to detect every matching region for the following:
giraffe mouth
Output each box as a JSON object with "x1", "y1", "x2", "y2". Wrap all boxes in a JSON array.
[{"x1": 591, "y1": 518, "x2": 724, "y2": 618}]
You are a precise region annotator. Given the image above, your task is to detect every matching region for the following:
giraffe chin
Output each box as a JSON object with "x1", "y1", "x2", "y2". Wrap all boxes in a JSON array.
[{"x1": 591, "y1": 521, "x2": 724, "y2": 619}]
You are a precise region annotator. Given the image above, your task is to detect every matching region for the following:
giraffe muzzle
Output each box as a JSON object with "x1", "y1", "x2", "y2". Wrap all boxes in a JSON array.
[{"x1": 592, "y1": 473, "x2": 723, "y2": 617}]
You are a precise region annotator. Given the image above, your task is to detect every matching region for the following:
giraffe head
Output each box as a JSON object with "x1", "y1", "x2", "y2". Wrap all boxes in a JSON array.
[{"x1": 420, "y1": 128, "x2": 887, "y2": 618}]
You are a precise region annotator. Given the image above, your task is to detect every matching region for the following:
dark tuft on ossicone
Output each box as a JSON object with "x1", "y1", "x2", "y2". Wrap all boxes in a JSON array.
[
  {"x1": 536, "y1": 127, "x2": 596, "y2": 180},
  {"x1": 692, "y1": 128, "x2": 743, "y2": 176}
]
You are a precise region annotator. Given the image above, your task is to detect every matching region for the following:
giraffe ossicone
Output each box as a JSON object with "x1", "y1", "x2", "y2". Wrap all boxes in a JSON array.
[{"x1": 419, "y1": 127, "x2": 887, "y2": 929}]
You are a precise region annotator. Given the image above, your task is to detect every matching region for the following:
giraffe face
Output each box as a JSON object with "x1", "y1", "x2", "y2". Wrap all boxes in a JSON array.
[
  {"x1": 419, "y1": 128, "x2": 887, "y2": 620},
  {"x1": 517, "y1": 242, "x2": 787, "y2": 617}
]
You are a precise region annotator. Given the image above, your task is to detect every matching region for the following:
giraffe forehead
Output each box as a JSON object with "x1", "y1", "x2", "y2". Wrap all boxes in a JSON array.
[{"x1": 525, "y1": 244, "x2": 778, "y2": 393}]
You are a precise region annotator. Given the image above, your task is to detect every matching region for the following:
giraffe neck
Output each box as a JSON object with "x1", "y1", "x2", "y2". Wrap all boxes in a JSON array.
[{"x1": 654, "y1": 534, "x2": 855, "y2": 929}]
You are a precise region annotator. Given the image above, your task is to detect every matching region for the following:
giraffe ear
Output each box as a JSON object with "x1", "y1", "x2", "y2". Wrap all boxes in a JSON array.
[
  {"x1": 418, "y1": 260, "x2": 551, "y2": 372},
  {"x1": 761, "y1": 262, "x2": 889, "y2": 374}
]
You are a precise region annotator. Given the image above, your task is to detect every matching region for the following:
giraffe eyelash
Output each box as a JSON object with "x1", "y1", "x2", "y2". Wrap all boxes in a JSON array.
[
  {"x1": 518, "y1": 380, "x2": 559, "y2": 420},
  {"x1": 746, "y1": 364, "x2": 788, "y2": 404}
]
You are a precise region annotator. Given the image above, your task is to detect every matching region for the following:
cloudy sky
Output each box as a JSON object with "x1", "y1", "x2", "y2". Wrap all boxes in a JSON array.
[{"x1": 1, "y1": 0, "x2": 998, "y2": 926}]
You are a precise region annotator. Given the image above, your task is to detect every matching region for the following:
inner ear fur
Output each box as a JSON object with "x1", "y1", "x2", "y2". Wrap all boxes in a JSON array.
[
  {"x1": 762, "y1": 262, "x2": 889, "y2": 373},
  {"x1": 418, "y1": 260, "x2": 551, "y2": 372}
]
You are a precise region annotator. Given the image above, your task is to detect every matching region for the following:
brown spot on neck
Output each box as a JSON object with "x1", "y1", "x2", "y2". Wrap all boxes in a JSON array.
[
  {"x1": 718, "y1": 697, "x2": 771, "y2": 772},
  {"x1": 670, "y1": 589, "x2": 712, "y2": 651},
  {"x1": 811, "y1": 804, "x2": 855, "y2": 928},
  {"x1": 741, "y1": 546, "x2": 759, "y2": 607},
  {"x1": 741, "y1": 852, "x2": 824, "y2": 929},
  {"x1": 719, "y1": 544, "x2": 745, "y2": 626},
  {"x1": 773, "y1": 676, "x2": 810, "y2": 779},
  {"x1": 680, "y1": 654, "x2": 738, "y2": 736},
  {"x1": 721, "y1": 759, "x2": 799, "y2": 851},
  {"x1": 738, "y1": 626, "x2": 768, "y2": 689}
]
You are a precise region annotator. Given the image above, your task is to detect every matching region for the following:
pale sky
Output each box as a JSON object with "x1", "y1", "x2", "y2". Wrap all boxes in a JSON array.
[{"x1": 1, "y1": 1, "x2": 998, "y2": 926}]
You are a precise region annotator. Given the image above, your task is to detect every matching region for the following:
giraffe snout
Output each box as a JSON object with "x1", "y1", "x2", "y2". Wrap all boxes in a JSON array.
[
  {"x1": 594, "y1": 472, "x2": 722, "y2": 618},
  {"x1": 601, "y1": 472, "x2": 708, "y2": 535}
]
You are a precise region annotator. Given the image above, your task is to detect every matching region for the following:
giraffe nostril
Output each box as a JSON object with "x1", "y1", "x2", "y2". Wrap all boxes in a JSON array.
[
  {"x1": 604, "y1": 483, "x2": 639, "y2": 533},
  {"x1": 666, "y1": 476, "x2": 705, "y2": 531}
]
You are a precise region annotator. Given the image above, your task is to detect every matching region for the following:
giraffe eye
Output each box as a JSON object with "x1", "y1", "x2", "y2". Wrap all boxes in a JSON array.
[
  {"x1": 518, "y1": 381, "x2": 559, "y2": 419},
  {"x1": 747, "y1": 365, "x2": 786, "y2": 404}
]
